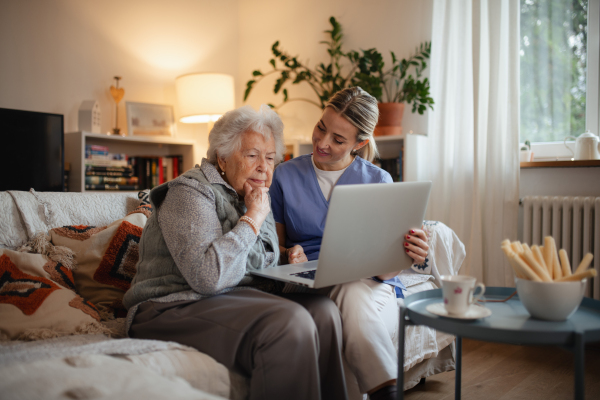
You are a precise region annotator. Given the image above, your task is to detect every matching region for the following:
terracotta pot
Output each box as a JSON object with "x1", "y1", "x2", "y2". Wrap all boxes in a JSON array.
[{"x1": 373, "y1": 102, "x2": 405, "y2": 136}]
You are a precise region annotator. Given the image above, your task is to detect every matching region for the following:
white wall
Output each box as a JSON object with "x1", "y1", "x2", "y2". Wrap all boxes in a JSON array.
[
  {"x1": 237, "y1": 0, "x2": 433, "y2": 143},
  {"x1": 0, "y1": 0, "x2": 434, "y2": 162},
  {"x1": 0, "y1": 0, "x2": 239, "y2": 163}
]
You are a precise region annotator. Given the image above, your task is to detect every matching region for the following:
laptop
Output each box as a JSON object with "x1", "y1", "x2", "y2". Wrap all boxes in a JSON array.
[{"x1": 251, "y1": 181, "x2": 432, "y2": 288}]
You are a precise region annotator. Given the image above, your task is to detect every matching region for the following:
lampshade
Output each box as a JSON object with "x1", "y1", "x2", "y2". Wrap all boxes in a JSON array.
[{"x1": 175, "y1": 73, "x2": 235, "y2": 123}]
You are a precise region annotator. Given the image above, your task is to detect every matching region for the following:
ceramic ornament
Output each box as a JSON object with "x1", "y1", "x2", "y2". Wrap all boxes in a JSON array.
[{"x1": 78, "y1": 100, "x2": 101, "y2": 133}]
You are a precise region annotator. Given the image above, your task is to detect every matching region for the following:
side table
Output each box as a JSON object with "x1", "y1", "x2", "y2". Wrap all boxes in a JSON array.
[{"x1": 398, "y1": 287, "x2": 600, "y2": 400}]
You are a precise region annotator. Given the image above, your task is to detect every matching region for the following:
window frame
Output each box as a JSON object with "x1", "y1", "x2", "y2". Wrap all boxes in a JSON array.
[{"x1": 522, "y1": 0, "x2": 599, "y2": 160}]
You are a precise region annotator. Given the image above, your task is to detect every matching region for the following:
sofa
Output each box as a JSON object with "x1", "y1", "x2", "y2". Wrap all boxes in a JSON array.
[{"x1": 0, "y1": 189, "x2": 465, "y2": 400}]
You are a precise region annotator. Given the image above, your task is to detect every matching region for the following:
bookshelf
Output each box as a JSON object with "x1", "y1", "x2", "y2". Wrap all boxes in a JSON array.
[{"x1": 65, "y1": 131, "x2": 195, "y2": 192}]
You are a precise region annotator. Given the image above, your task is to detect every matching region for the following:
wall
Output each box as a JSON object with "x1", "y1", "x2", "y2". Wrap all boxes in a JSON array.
[
  {"x1": 237, "y1": 0, "x2": 434, "y2": 143},
  {"x1": 0, "y1": 0, "x2": 239, "y2": 163},
  {"x1": 0, "y1": 0, "x2": 434, "y2": 164}
]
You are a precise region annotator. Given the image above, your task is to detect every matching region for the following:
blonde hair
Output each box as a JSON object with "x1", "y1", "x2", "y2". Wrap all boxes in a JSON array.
[
  {"x1": 207, "y1": 104, "x2": 286, "y2": 164},
  {"x1": 325, "y1": 87, "x2": 379, "y2": 162}
]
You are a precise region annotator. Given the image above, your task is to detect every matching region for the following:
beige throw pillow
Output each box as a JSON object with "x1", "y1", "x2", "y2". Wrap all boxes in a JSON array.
[
  {"x1": 0, "y1": 249, "x2": 106, "y2": 341},
  {"x1": 50, "y1": 212, "x2": 147, "y2": 318}
]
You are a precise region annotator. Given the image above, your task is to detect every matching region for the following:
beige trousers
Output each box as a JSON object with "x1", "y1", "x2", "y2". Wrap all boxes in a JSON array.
[{"x1": 328, "y1": 278, "x2": 399, "y2": 394}]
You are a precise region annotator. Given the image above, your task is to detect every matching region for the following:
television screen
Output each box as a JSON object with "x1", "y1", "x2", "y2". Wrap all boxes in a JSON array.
[{"x1": 0, "y1": 108, "x2": 64, "y2": 192}]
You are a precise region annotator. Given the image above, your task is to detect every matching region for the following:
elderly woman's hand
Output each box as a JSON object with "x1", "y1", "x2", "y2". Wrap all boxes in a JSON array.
[
  {"x1": 286, "y1": 245, "x2": 308, "y2": 264},
  {"x1": 243, "y1": 181, "x2": 271, "y2": 227},
  {"x1": 405, "y1": 228, "x2": 429, "y2": 264}
]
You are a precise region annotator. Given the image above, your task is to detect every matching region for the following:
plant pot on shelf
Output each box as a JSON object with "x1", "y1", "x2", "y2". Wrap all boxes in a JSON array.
[{"x1": 373, "y1": 102, "x2": 405, "y2": 137}]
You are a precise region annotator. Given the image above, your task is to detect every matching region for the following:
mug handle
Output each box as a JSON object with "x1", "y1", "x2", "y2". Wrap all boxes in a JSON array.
[
  {"x1": 564, "y1": 136, "x2": 576, "y2": 160},
  {"x1": 469, "y1": 283, "x2": 486, "y2": 305}
]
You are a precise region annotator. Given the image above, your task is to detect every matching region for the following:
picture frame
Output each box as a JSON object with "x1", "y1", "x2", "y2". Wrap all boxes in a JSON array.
[{"x1": 126, "y1": 101, "x2": 176, "y2": 137}]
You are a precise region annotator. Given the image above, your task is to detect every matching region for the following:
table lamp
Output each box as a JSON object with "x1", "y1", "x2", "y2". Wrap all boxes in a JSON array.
[{"x1": 175, "y1": 73, "x2": 235, "y2": 133}]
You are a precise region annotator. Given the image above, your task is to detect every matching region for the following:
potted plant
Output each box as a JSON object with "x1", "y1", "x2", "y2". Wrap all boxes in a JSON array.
[
  {"x1": 244, "y1": 17, "x2": 434, "y2": 136},
  {"x1": 520, "y1": 140, "x2": 533, "y2": 162}
]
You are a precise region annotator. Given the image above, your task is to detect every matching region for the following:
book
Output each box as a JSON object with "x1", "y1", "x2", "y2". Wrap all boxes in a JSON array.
[
  {"x1": 172, "y1": 155, "x2": 179, "y2": 178},
  {"x1": 85, "y1": 184, "x2": 140, "y2": 191},
  {"x1": 177, "y1": 155, "x2": 183, "y2": 176},
  {"x1": 151, "y1": 158, "x2": 158, "y2": 188},
  {"x1": 85, "y1": 158, "x2": 129, "y2": 167},
  {"x1": 158, "y1": 157, "x2": 164, "y2": 185},
  {"x1": 85, "y1": 149, "x2": 109, "y2": 157},
  {"x1": 165, "y1": 156, "x2": 173, "y2": 181},
  {"x1": 85, "y1": 165, "x2": 133, "y2": 174},
  {"x1": 85, "y1": 176, "x2": 139, "y2": 185},
  {"x1": 85, "y1": 171, "x2": 133, "y2": 177},
  {"x1": 86, "y1": 144, "x2": 109, "y2": 152}
]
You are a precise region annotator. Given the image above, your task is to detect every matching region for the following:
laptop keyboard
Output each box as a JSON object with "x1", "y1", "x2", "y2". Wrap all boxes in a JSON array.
[{"x1": 291, "y1": 270, "x2": 317, "y2": 280}]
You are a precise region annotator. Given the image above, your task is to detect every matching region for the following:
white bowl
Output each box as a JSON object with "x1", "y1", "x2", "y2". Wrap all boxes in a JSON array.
[{"x1": 515, "y1": 278, "x2": 586, "y2": 321}]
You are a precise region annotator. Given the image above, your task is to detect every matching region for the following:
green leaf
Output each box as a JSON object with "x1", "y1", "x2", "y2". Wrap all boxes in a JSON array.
[
  {"x1": 267, "y1": 103, "x2": 275, "y2": 109},
  {"x1": 271, "y1": 41, "x2": 281, "y2": 57},
  {"x1": 243, "y1": 80, "x2": 255, "y2": 101},
  {"x1": 283, "y1": 88, "x2": 288, "y2": 102},
  {"x1": 270, "y1": 59, "x2": 276, "y2": 69},
  {"x1": 252, "y1": 70, "x2": 263, "y2": 77}
]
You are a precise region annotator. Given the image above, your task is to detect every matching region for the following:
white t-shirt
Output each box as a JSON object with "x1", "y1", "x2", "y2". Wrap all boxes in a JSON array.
[{"x1": 311, "y1": 155, "x2": 351, "y2": 201}]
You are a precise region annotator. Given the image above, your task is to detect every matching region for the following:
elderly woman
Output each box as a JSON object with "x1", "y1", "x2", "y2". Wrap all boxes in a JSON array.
[{"x1": 123, "y1": 105, "x2": 348, "y2": 400}]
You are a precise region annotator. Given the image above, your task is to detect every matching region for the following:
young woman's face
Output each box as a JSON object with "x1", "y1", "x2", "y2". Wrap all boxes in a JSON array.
[
  {"x1": 218, "y1": 130, "x2": 276, "y2": 196},
  {"x1": 312, "y1": 107, "x2": 365, "y2": 171}
]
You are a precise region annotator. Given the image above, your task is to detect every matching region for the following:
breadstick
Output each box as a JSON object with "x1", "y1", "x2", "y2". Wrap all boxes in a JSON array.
[
  {"x1": 521, "y1": 244, "x2": 553, "y2": 282},
  {"x1": 501, "y1": 239, "x2": 511, "y2": 248},
  {"x1": 558, "y1": 249, "x2": 572, "y2": 277},
  {"x1": 543, "y1": 237, "x2": 555, "y2": 278},
  {"x1": 531, "y1": 245, "x2": 548, "y2": 276},
  {"x1": 502, "y1": 245, "x2": 525, "y2": 279},
  {"x1": 511, "y1": 253, "x2": 542, "y2": 282},
  {"x1": 555, "y1": 268, "x2": 597, "y2": 282},
  {"x1": 511, "y1": 241, "x2": 524, "y2": 253},
  {"x1": 575, "y1": 253, "x2": 594, "y2": 275},
  {"x1": 552, "y1": 242, "x2": 562, "y2": 279}
]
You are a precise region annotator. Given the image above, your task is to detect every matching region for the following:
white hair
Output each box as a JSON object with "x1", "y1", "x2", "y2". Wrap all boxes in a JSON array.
[{"x1": 207, "y1": 104, "x2": 286, "y2": 164}]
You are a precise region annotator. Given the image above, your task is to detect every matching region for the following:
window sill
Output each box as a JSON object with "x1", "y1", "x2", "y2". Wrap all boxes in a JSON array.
[{"x1": 520, "y1": 160, "x2": 600, "y2": 168}]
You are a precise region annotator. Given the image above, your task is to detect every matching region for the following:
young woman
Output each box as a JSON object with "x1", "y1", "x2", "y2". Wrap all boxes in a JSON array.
[{"x1": 270, "y1": 87, "x2": 430, "y2": 400}]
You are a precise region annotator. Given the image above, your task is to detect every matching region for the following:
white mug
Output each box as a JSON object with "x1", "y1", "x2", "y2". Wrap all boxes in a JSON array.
[{"x1": 441, "y1": 275, "x2": 485, "y2": 315}]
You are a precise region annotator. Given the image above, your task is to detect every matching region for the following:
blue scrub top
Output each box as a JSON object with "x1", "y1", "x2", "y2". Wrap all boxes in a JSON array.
[{"x1": 270, "y1": 154, "x2": 406, "y2": 298}]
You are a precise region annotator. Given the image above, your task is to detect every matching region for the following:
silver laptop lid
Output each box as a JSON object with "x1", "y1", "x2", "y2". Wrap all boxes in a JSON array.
[{"x1": 313, "y1": 181, "x2": 432, "y2": 288}]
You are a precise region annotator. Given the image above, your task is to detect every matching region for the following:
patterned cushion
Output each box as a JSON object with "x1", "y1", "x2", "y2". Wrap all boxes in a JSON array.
[
  {"x1": 126, "y1": 190, "x2": 152, "y2": 218},
  {"x1": 50, "y1": 213, "x2": 147, "y2": 319},
  {"x1": 138, "y1": 189, "x2": 151, "y2": 206},
  {"x1": 0, "y1": 249, "x2": 105, "y2": 340}
]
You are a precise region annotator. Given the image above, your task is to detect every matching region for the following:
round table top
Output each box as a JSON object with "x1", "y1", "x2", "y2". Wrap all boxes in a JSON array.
[{"x1": 404, "y1": 287, "x2": 600, "y2": 345}]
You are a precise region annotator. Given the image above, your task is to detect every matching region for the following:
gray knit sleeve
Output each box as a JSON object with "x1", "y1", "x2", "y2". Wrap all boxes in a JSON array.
[{"x1": 157, "y1": 182, "x2": 257, "y2": 295}]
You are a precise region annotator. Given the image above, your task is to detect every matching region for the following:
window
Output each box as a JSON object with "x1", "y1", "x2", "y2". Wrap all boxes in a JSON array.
[{"x1": 520, "y1": 0, "x2": 589, "y2": 144}]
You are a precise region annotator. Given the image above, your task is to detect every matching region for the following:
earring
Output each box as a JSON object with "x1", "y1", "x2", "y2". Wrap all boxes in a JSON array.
[{"x1": 221, "y1": 171, "x2": 225, "y2": 176}]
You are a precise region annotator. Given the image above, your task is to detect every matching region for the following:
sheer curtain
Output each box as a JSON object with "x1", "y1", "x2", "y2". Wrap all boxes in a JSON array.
[{"x1": 426, "y1": 0, "x2": 520, "y2": 286}]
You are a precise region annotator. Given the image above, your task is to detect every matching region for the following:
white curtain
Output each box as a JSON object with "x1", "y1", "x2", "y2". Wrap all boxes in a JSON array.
[{"x1": 426, "y1": 0, "x2": 520, "y2": 286}]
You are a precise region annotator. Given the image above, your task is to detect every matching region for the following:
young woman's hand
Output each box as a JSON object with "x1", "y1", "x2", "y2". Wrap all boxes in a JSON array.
[
  {"x1": 286, "y1": 245, "x2": 308, "y2": 264},
  {"x1": 404, "y1": 228, "x2": 429, "y2": 264}
]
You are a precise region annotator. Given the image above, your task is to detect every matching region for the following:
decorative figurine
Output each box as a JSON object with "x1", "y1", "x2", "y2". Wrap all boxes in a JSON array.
[
  {"x1": 78, "y1": 100, "x2": 101, "y2": 134},
  {"x1": 109, "y1": 76, "x2": 125, "y2": 135}
]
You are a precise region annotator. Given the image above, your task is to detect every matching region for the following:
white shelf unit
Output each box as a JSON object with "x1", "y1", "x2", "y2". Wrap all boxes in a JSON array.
[
  {"x1": 290, "y1": 134, "x2": 404, "y2": 159},
  {"x1": 288, "y1": 134, "x2": 428, "y2": 182},
  {"x1": 65, "y1": 131, "x2": 195, "y2": 192}
]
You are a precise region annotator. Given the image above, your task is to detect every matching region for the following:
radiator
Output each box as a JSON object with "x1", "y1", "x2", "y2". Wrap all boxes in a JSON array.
[{"x1": 521, "y1": 196, "x2": 600, "y2": 299}]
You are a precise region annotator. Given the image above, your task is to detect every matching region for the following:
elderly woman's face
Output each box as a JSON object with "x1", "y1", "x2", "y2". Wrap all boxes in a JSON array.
[{"x1": 218, "y1": 130, "x2": 276, "y2": 196}]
